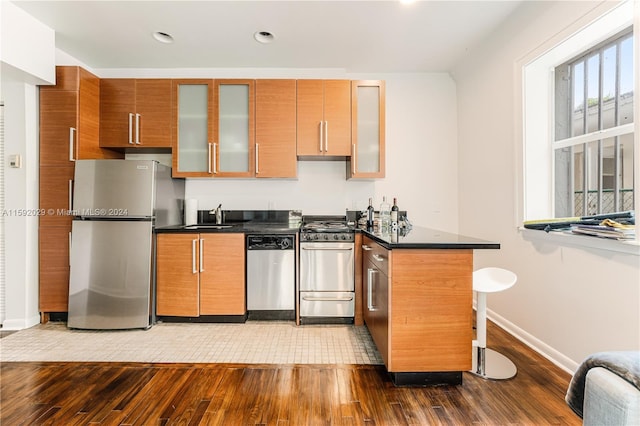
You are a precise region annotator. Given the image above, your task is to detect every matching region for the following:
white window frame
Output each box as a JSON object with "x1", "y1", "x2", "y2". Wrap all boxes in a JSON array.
[{"x1": 519, "y1": 1, "x2": 639, "y2": 255}]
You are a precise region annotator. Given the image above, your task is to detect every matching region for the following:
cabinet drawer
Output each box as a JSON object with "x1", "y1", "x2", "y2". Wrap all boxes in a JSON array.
[{"x1": 362, "y1": 236, "x2": 388, "y2": 275}]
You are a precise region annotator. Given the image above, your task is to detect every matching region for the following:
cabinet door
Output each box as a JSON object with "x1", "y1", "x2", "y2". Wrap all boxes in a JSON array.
[
  {"x1": 296, "y1": 80, "x2": 324, "y2": 156},
  {"x1": 213, "y1": 79, "x2": 255, "y2": 177},
  {"x1": 99, "y1": 79, "x2": 136, "y2": 148},
  {"x1": 39, "y1": 166, "x2": 74, "y2": 228},
  {"x1": 156, "y1": 233, "x2": 200, "y2": 317},
  {"x1": 255, "y1": 79, "x2": 297, "y2": 178},
  {"x1": 135, "y1": 79, "x2": 172, "y2": 147},
  {"x1": 39, "y1": 89, "x2": 78, "y2": 166},
  {"x1": 348, "y1": 80, "x2": 386, "y2": 179},
  {"x1": 323, "y1": 80, "x2": 352, "y2": 156},
  {"x1": 200, "y1": 233, "x2": 245, "y2": 315},
  {"x1": 172, "y1": 80, "x2": 214, "y2": 177},
  {"x1": 39, "y1": 226, "x2": 71, "y2": 312},
  {"x1": 296, "y1": 80, "x2": 351, "y2": 157}
]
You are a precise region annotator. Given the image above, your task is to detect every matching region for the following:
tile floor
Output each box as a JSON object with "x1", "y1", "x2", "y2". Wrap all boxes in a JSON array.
[{"x1": 0, "y1": 321, "x2": 384, "y2": 365}]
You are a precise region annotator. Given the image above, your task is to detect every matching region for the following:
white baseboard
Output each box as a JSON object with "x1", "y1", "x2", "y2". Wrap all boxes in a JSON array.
[
  {"x1": 486, "y1": 308, "x2": 579, "y2": 374},
  {"x1": 1, "y1": 314, "x2": 40, "y2": 331}
]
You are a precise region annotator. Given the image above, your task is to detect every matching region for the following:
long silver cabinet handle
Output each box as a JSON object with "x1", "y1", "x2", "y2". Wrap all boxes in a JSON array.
[
  {"x1": 361, "y1": 245, "x2": 372, "y2": 251},
  {"x1": 69, "y1": 127, "x2": 76, "y2": 162},
  {"x1": 302, "y1": 296, "x2": 354, "y2": 302},
  {"x1": 367, "y1": 268, "x2": 377, "y2": 311},
  {"x1": 208, "y1": 143, "x2": 213, "y2": 174},
  {"x1": 319, "y1": 121, "x2": 324, "y2": 152},
  {"x1": 255, "y1": 143, "x2": 259, "y2": 174},
  {"x1": 352, "y1": 144, "x2": 356, "y2": 174},
  {"x1": 192, "y1": 239, "x2": 198, "y2": 274},
  {"x1": 68, "y1": 232, "x2": 72, "y2": 267},
  {"x1": 199, "y1": 238, "x2": 204, "y2": 272},
  {"x1": 324, "y1": 121, "x2": 329, "y2": 152},
  {"x1": 301, "y1": 247, "x2": 353, "y2": 251},
  {"x1": 128, "y1": 113, "x2": 134, "y2": 144},
  {"x1": 213, "y1": 143, "x2": 218, "y2": 174},
  {"x1": 135, "y1": 113, "x2": 141, "y2": 144}
]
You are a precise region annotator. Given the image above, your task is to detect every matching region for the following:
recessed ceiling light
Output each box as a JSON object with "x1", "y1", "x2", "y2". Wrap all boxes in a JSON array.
[
  {"x1": 152, "y1": 31, "x2": 174, "y2": 44},
  {"x1": 254, "y1": 31, "x2": 275, "y2": 44}
]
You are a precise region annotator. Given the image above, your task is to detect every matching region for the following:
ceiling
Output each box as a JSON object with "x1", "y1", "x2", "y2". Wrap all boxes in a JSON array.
[{"x1": 12, "y1": 0, "x2": 523, "y2": 72}]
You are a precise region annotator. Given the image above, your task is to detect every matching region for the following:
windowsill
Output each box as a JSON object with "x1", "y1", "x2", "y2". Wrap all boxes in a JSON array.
[{"x1": 519, "y1": 227, "x2": 640, "y2": 256}]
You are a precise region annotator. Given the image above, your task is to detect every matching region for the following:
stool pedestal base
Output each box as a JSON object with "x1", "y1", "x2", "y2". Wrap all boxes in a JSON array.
[{"x1": 471, "y1": 347, "x2": 517, "y2": 380}]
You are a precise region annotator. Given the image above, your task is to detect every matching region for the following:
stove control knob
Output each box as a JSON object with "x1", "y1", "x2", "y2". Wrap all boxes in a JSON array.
[
  {"x1": 341, "y1": 235, "x2": 347, "y2": 240},
  {"x1": 313, "y1": 234, "x2": 318, "y2": 240},
  {"x1": 333, "y1": 234, "x2": 339, "y2": 240},
  {"x1": 324, "y1": 234, "x2": 329, "y2": 240}
]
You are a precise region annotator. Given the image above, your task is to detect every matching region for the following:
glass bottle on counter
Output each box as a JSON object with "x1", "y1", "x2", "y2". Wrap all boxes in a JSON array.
[
  {"x1": 391, "y1": 198, "x2": 399, "y2": 230},
  {"x1": 379, "y1": 196, "x2": 391, "y2": 234},
  {"x1": 367, "y1": 198, "x2": 375, "y2": 231}
]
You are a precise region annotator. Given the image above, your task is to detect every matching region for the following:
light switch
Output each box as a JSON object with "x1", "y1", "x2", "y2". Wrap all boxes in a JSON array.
[{"x1": 9, "y1": 154, "x2": 22, "y2": 168}]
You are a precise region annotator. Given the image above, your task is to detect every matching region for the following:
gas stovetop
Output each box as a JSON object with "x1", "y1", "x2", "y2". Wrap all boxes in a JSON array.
[{"x1": 300, "y1": 215, "x2": 355, "y2": 242}]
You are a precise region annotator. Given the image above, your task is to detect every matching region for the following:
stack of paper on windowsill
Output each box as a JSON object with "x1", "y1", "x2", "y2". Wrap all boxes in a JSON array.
[{"x1": 571, "y1": 219, "x2": 636, "y2": 240}]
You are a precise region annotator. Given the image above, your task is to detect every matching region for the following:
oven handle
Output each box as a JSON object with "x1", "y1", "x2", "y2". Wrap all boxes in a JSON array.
[
  {"x1": 302, "y1": 296, "x2": 354, "y2": 302},
  {"x1": 301, "y1": 246, "x2": 353, "y2": 251}
]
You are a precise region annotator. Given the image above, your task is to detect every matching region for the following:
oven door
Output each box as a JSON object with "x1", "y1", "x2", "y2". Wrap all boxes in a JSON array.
[{"x1": 300, "y1": 241, "x2": 354, "y2": 292}]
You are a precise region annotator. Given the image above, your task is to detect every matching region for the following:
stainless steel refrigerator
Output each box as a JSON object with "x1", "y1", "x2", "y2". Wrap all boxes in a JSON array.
[{"x1": 67, "y1": 159, "x2": 184, "y2": 330}]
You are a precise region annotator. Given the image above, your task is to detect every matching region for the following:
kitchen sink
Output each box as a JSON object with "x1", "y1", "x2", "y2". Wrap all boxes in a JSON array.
[{"x1": 182, "y1": 224, "x2": 235, "y2": 230}]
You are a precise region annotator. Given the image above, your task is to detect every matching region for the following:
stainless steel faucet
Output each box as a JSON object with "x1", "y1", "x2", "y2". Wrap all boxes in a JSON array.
[{"x1": 214, "y1": 204, "x2": 222, "y2": 224}]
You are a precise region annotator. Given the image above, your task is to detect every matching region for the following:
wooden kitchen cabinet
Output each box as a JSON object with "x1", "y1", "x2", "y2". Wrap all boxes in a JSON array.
[
  {"x1": 348, "y1": 80, "x2": 386, "y2": 179},
  {"x1": 361, "y1": 236, "x2": 472, "y2": 373},
  {"x1": 39, "y1": 66, "x2": 123, "y2": 318},
  {"x1": 296, "y1": 80, "x2": 351, "y2": 157},
  {"x1": 255, "y1": 79, "x2": 297, "y2": 178},
  {"x1": 172, "y1": 79, "x2": 255, "y2": 178},
  {"x1": 100, "y1": 78, "x2": 173, "y2": 148},
  {"x1": 156, "y1": 233, "x2": 245, "y2": 317}
]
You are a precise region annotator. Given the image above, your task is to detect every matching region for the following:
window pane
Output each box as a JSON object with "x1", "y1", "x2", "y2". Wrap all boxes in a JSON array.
[
  {"x1": 572, "y1": 61, "x2": 585, "y2": 136},
  {"x1": 555, "y1": 148, "x2": 572, "y2": 217},
  {"x1": 586, "y1": 54, "x2": 600, "y2": 133},
  {"x1": 573, "y1": 144, "x2": 585, "y2": 216},
  {"x1": 601, "y1": 138, "x2": 616, "y2": 213},
  {"x1": 601, "y1": 45, "x2": 617, "y2": 130},
  {"x1": 620, "y1": 133, "x2": 634, "y2": 211},
  {"x1": 619, "y1": 36, "x2": 633, "y2": 125},
  {"x1": 586, "y1": 141, "x2": 599, "y2": 215}
]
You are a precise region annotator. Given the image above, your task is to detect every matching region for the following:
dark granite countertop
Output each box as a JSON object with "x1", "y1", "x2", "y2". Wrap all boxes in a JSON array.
[
  {"x1": 359, "y1": 226, "x2": 500, "y2": 250},
  {"x1": 155, "y1": 222, "x2": 301, "y2": 235}
]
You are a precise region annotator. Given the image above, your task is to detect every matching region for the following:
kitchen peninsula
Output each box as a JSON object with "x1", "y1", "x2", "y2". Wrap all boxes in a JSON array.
[{"x1": 357, "y1": 226, "x2": 499, "y2": 386}]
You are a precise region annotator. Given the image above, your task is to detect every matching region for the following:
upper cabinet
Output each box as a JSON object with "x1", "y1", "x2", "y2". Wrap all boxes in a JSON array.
[
  {"x1": 296, "y1": 80, "x2": 351, "y2": 157},
  {"x1": 172, "y1": 79, "x2": 255, "y2": 178},
  {"x1": 40, "y1": 66, "x2": 123, "y2": 165},
  {"x1": 348, "y1": 80, "x2": 386, "y2": 179},
  {"x1": 255, "y1": 79, "x2": 297, "y2": 178},
  {"x1": 100, "y1": 79, "x2": 173, "y2": 148}
]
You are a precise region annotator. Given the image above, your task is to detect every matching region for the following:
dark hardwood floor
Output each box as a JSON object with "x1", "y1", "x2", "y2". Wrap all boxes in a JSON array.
[{"x1": 1, "y1": 321, "x2": 580, "y2": 425}]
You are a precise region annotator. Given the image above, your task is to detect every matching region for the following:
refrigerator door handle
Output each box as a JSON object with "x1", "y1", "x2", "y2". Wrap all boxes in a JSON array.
[
  {"x1": 68, "y1": 231, "x2": 72, "y2": 266},
  {"x1": 68, "y1": 180, "x2": 73, "y2": 211},
  {"x1": 199, "y1": 238, "x2": 205, "y2": 272},
  {"x1": 192, "y1": 239, "x2": 198, "y2": 274}
]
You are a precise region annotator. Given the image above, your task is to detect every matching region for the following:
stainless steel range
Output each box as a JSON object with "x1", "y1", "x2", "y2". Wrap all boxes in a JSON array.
[{"x1": 299, "y1": 215, "x2": 355, "y2": 323}]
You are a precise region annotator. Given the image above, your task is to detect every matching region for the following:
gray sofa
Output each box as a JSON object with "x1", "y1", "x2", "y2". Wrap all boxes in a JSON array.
[{"x1": 566, "y1": 351, "x2": 640, "y2": 425}]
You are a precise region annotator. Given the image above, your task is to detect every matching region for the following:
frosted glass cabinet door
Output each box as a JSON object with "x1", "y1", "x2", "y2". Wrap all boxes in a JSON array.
[
  {"x1": 214, "y1": 80, "x2": 255, "y2": 177},
  {"x1": 173, "y1": 80, "x2": 213, "y2": 177},
  {"x1": 349, "y1": 80, "x2": 386, "y2": 179}
]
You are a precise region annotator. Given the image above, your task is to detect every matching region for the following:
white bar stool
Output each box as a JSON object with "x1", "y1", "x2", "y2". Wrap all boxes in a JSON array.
[{"x1": 471, "y1": 267, "x2": 518, "y2": 380}]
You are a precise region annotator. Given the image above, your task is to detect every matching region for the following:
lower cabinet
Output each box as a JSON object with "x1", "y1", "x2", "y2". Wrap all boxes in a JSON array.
[
  {"x1": 362, "y1": 236, "x2": 473, "y2": 373},
  {"x1": 156, "y1": 233, "x2": 245, "y2": 317}
]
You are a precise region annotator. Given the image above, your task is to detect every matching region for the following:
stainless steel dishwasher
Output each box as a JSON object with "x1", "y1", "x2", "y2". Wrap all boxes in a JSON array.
[{"x1": 246, "y1": 234, "x2": 296, "y2": 320}]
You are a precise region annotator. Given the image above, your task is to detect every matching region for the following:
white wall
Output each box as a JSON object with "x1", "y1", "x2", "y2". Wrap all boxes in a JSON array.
[
  {"x1": 453, "y1": 0, "x2": 640, "y2": 372},
  {"x1": 1, "y1": 2, "x2": 55, "y2": 329}
]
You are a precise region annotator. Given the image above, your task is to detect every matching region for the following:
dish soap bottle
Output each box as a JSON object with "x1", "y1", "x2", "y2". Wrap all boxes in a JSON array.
[{"x1": 379, "y1": 196, "x2": 391, "y2": 234}]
